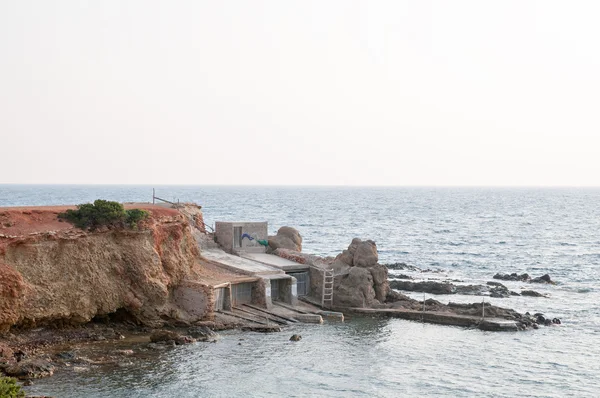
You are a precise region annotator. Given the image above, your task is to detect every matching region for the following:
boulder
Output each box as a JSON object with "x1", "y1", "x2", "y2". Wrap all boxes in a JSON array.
[
  {"x1": 330, "y1": 259, "x2": 351, "y2": 275},
  {"x1": 289, "y1": 334, "x2": 302, "y2": 341},
  {"x1": 369, "y1": 264, "x2": 389, "y2": 302},
  {"x1": 521, "y1": 290, "x2": 546, "y2": 297},
  {"x1": 531, "y1": 274, "x2": 554, "y2": 284},
  {"x1": 4, "y1": 359, "x2": 55, "y2": 379},
  {"x1": 336, "y1": 250, "x2": 354, "y2": 266},
  {"x1": 187, "y1": 326, "x2": 219, "y2": 341},
  {"x1": 334, "y1": 267, "x2": 377, "y2": 308},
  {"x1": 0, "y1": 343, "x2": 14, "y2": 362},
  {"x1": 268, "y1": 227, "x2": 302, "y2": 252},
  {"x1": 353, "y1": 239, "x2": 378, "y2": 267},
  {"x1": 150, "y1": 330, "x2": 196, "y2": 345},
  {"x1": 493, "y1": 272, "x2": 530, "y2": 282}
]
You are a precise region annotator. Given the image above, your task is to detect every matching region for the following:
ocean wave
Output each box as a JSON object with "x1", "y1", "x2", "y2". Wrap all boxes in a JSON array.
[{"x1": 454, "y1": 252, "x2": 483, "y2": 257}]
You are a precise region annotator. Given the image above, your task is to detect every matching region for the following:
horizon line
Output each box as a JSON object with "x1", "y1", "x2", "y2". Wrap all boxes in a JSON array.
[{"x1": 1, "y1": 183, "x2": 600, "y2": 189}]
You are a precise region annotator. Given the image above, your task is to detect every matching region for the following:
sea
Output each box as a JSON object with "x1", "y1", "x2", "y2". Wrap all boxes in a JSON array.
[{"x1": 1, "y1": 185, "x2": 599, "y2": 397}]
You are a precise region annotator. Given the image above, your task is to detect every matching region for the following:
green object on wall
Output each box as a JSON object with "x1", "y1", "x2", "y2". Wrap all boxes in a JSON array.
[{"x1": 258, "y1": 239, "x2": 269, "y2": 247}]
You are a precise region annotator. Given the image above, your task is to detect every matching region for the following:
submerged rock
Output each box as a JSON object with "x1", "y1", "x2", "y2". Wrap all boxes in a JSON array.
[
  {"x1": 521, "y1": 290, "x2": 547, "y2": 297},
  {"x1": 455, "y1": 284, "x2": 487, "y2": 295},
  {"x1": 389, "y1": 280, "x2": 456, "y2": 295},
  {"x1": 494, "y1": 272, "x2": 556, "y2": 284},
  {"x1": 493, "y1": 272, "x2": 531, "y2": 282},
  {"x1": 187, "y1": 326, "x2": 218, "y2": 341},
  {"x1": 384, "y1": 263, "x2": 421, "y2": 271},
  {"x1": 289, "y1": 334, "x2": 302, "y2": 342},
  {"x1": 531, "y1": 274, "x2": 555, "y2": 284},
  {"x1": 149, "y1": 330, "x2": 195, "y2": 345}
]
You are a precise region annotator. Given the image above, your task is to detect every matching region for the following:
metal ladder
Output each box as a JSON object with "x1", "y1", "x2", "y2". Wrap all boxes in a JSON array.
[{"x1": 321, "y1": 269, "x2": 334, "y2": 309}]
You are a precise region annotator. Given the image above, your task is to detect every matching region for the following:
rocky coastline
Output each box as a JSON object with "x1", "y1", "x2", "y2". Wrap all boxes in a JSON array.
[{"x1": 0, "y1": 204, "x2": 563, "y2": 395}]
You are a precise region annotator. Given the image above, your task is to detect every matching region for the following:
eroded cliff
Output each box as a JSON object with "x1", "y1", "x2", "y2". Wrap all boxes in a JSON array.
[{"x1": 0, "y1": 205, "x2": 213, "y2": 332}]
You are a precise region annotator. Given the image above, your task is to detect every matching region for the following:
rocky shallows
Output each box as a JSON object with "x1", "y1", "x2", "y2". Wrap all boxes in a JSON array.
[{"x1": 273, "y1": 237, "x2": 558, "y2": 331}]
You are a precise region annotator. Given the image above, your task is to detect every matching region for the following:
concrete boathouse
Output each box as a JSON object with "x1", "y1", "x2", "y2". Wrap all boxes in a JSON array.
[{"x1": 203, "y1": 221, "x2": 311, "y2": 311}]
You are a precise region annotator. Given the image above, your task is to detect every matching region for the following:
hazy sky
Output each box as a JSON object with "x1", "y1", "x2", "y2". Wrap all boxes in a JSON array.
[{"x1": 1, "y1": 1, "x2": 599, "y2": 186}]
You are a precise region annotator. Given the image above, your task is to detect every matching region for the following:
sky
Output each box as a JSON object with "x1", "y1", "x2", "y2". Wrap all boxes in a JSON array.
[{"x1": 1, "y1": 1, "x2": 599, "y2": 186}]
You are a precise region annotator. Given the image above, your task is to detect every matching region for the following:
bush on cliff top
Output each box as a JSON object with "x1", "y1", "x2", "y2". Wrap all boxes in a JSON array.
[
  {"x1": 58, "y1": 199, "x2": 149, "y2": 230},
  {"x1": 0, "y1": 376, "x2": 25, "y2": 398}
]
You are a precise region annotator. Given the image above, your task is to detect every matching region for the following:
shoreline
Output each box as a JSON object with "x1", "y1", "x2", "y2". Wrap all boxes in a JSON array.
[{"x1": 0, "y1": 202, "x2": 563, "y2": 392}]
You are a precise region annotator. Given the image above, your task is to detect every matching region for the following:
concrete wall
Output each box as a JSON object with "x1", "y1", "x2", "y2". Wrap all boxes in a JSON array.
[
  {"x1": 214, "y1": 222, "x2": 234, "y2": 252},
  {"x1": 215, "y1": 222, "x2": 268, "y2": 253},
  {"x1": 173, "y1": 281, "x2": 215, "y2": 321}
]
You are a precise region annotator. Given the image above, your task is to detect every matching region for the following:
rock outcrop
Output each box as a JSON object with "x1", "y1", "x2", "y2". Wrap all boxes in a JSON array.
[
  {"x1": 268, "y1": 226, "x2": 302, "y2": 252},
  {"x1": 389, "y1": 280, "x2": 456, "y2": 295},
  {"x1": 311, "y1": 238, "x2": 390, "y2": 307},
  {"x1": 493, "y1": 272, "x2": 556, "y2": 284},
  {"x1": 0, "y1": 205, "x2": 214, "y2": 332},
  {"x1": 388, "y1": 280, "x2": 520, "y2": 298},
  {"x1": 271, "y1": 232, "x2": 560, "y2": 330},
  {"x1": 521, "y1": 290, "x2": 547, "y2": 297},
  {"x1": 493, "y1": 272, "x2": 531, "y2": 282}
]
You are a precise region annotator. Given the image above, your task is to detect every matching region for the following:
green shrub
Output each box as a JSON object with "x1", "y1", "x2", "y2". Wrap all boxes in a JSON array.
[
  {"x1": 0, "y1": 376, "x2": 25, "y2": 398},
  {"x1": 59, "y1": 200, "x2": 149, "y2": 230},
  {"x1": 125, "y1": 208, "x2": 149, "y2": 228}
]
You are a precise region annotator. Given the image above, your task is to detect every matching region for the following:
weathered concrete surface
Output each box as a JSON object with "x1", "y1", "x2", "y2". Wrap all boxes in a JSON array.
[
  {"x1": 215, "y1": 221, "x2": 268, "y2": 253},
  {"x1": 240, "y1": 252, "x2": 308, "y2": 272},
  {"x1": 294, "y1": 314, "x2": 323, "y2": 324},
  {"x1": 202, "y1": 249, "x2": 283, "y2": 276},
  {"x1": 318, "y1": 311, "x2": 345, "y2": 322}
]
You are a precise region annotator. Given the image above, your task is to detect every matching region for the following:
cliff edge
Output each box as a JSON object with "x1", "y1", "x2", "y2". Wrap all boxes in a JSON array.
[{"x1": 0, "y1": 205, "x2": 213, "y2": 332}]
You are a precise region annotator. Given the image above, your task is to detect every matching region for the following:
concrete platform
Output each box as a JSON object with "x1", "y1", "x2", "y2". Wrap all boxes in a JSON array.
[
  {"x1": 202, "y1": 249, "x2": 284, "y2": 276},
  {"x1": 294, "y1": 314, "x2": 324, "y2": 324},
  {"x1": 240, "y1": 252, "x2": 309, "y2": 272},
  {"x1": 351, "y1": 308, "x2": 519, "y2": 331}
]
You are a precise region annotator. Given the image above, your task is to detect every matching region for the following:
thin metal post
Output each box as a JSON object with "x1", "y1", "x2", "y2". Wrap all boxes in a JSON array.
[
  {"x1": 482, "y1": 297, "x2": 485, "y2": 320},
  {"x1": 152, "y1": 188, "x2": 155, "y2": 204}
]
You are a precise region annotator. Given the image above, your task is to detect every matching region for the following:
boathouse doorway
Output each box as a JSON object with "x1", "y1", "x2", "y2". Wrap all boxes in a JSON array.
[
  {"x1": 288, "y1": 272, "x2": 309, "y2": 297},
  {"x1": 232, "y1": 282, "x2": 253, "y2": 306},
  {"x1": 271, "y1": 279, "x2": 281, "y2": 302},
  {"x1": 214, "y1": 287, "x2": 225, "y2": 311}
]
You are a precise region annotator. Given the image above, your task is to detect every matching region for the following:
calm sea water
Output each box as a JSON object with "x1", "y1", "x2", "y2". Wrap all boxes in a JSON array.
[{"x1": 2, "y1": 185, "x2": 599, "y2": 397}]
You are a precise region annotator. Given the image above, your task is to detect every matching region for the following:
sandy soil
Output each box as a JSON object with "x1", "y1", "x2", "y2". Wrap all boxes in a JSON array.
[{"x1": 0, "y1": 204, "x2": 179, "y2": 237}]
